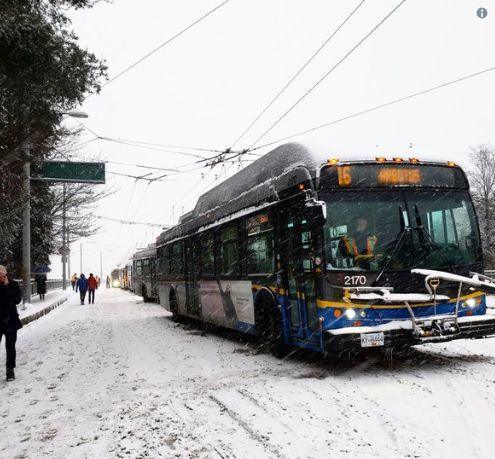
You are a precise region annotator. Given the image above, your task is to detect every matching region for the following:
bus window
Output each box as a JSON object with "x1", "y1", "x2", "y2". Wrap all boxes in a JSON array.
[
  {"x1": 170, "y1": 242, "x2": 183, "y2": 275},
  {"x1": 220, "y1": 226, "x2": 239, "y2": 276},
  {"x1": 142, "y1": 258, "x2": 150, "y2": 274},
  {"x1": 161, "y1": 245, "x2": 170, "y2": 275},
  {"x1": 430, "y1": 211, "x2": 446, "y2": 243},
  {"x1": 247, "y1": 233, "x2": 274, "y2": 274},
  {"x1": 247, "y1": 214, "x2": 274, "y2": 274},
  {"x1": 136, "y1": 260, "x2": 142, "y2": 276},
  {"x1": 200, "y1": 233, "x2": 215, "y2": 275}
]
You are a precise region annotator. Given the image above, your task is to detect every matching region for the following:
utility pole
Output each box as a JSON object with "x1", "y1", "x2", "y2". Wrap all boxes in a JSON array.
[
  {"x1": 61, "y1": 183, "x2": 67, "y2": 290},
  {"x1": 80, "y1": 243, "x2": 83, "y2": 274},
  {"x1": 67, "y1": 229, "x2": 71, "y2": 278},
  {"x1": 22, "y1": 143, "x2": 31, "y2": 306}
]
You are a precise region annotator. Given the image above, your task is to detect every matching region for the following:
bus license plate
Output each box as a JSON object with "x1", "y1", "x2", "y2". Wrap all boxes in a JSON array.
[{"x1": 360, "y1": 332, "x2": 385, "y2": 348}]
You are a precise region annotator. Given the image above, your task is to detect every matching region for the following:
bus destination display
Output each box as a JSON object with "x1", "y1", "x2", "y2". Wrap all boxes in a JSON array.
[{"x1": 321, "y1": 163, "x2": 467, "y2": 189}]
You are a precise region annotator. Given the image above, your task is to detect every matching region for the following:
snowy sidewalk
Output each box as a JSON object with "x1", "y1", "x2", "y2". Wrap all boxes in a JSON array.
[{"x1": 19, "y1": 288, "x2": 70, "y2": 325}]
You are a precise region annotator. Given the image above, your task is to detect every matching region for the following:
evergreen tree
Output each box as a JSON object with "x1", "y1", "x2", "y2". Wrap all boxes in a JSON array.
[{"x1": 0, "y1": 0, "x2": 107, "y2": 275}]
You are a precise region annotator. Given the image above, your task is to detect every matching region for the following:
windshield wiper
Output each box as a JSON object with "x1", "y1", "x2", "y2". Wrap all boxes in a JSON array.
[
  {"x1": 375, "y1": 206, "x2": 411, "y2": 283},
  {"x1": 413, "y1": 205, "x2": 455, "y2": 273}
]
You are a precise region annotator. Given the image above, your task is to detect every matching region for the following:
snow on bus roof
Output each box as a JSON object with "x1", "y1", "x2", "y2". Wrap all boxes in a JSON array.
[
  {"x1": 132, "y1": 242, "x2": 157, "y2": 260},
  {"x1": 157, "y1": 142, "x2": 457, "y2": 245}
]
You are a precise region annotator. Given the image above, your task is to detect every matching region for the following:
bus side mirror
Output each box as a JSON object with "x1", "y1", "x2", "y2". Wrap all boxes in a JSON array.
[{"x1": 305, "y1": 197, "x2": 327, "y2": 222}]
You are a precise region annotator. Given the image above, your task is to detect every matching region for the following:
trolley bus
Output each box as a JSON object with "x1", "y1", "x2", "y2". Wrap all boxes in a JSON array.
[
  {"x1": 156, "y1": 142, "x2": 495, "y2": 355},
  {"x1": 133, "y1": 243, "x2": 158, "y2": 302}
]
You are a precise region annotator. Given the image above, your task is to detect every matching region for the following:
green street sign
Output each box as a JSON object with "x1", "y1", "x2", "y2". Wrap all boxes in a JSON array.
[{"x1": 40, "y1": 161, "x2": 105, "y2": 184}]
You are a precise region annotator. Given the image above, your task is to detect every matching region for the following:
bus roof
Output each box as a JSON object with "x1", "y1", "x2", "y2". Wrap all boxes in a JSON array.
[
  {"x1": 133, "y1": 243, "x2": 157, "y2": 261},
  {"x1": 157, "y1": 142, "x2": 460, "y2": 245}
]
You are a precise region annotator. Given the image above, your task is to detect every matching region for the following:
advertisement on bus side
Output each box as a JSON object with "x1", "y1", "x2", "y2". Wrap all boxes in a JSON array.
[{"x1": 200, "y1": 280, "x2": 255, "y2": 328}]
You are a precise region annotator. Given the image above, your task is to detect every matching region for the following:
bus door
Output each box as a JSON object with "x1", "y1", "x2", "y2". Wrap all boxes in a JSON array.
[
  {"x1": 150, "y1": 257, "x2": 157, "y2": 298},
  {"x1": 281, "y1": 209, "x2": 320, "y2": 342},
  {"x1": 185, "y1": 239, "x2": 200, "y2": 317}
]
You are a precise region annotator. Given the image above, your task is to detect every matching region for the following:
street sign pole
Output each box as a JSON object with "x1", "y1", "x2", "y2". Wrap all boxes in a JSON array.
[
  {"x1": 62, "y1": 183, "x2": 67, "y2": 290},
  {"x1": 22, "y1": 144, "x2": 31, "y2": 307}
]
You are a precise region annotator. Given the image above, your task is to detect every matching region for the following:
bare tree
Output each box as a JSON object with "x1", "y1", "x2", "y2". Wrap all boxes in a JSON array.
[
  {"x1": 49, "y1": 130, "x2": 114, "y2": 250},
  {"x1": 468, "y1": 145, "x2": 495, "y2": 268}
]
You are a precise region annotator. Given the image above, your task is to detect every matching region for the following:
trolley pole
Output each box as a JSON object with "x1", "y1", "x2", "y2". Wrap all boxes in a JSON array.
[{"x1": 22, "y1": 143, "x2": 31, "y2": 307}]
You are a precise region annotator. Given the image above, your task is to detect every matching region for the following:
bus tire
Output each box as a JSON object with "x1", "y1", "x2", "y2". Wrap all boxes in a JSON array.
[
  {"x1": 256, "y1": 294, "x2": 288, "y2": 358},
  {"x1": 169, "y1": 290, "x2": 180, "y2": 322}
]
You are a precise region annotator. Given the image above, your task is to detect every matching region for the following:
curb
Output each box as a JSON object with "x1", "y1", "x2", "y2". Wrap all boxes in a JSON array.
[{"x1": 21, "y1": 296, "x2": 69, "y2": 326}]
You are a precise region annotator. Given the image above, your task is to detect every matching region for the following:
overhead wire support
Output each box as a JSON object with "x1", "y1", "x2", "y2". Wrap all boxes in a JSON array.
[
  {"x1": 107, "y1": 170, "x2": 160, "y2": 182},
  {"x1": 249, "y1": 0, "x2": 408, "y2": 150},
  {"x1": 100, "y1": 0, "x2": 232, "y2": 90},
  {"x1": 250, "y1": 64, "x2": 495, "y2": 151},
  {"x1": 230, "y1": 0, "x2": 367, "y2": 150}
]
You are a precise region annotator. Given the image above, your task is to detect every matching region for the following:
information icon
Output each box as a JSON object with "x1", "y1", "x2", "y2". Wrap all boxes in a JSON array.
[{"x1": 477, "y1": 7, "x2": 488, "y2": 18}]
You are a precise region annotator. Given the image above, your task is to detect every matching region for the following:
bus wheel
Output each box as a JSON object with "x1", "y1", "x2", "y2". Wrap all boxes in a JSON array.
[
  {"x1": 169, "y1": 290, "x2": 180, "y2": 322},
  {"x1": 256, "y1": 297, "x2": 288, "y2": 358}
]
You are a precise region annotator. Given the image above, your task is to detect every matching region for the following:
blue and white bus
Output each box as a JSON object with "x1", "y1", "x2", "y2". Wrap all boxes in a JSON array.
[{"x1": 156, "y1": 143, "x2": 495, "y2": 356}]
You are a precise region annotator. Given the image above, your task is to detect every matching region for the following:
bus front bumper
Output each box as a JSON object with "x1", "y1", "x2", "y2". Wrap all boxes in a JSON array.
[{"x1": 324, "y1": 312, "x2": 495, "y2": 353}]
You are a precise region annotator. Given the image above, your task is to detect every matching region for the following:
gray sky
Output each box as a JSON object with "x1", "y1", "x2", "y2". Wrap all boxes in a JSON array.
[{"x1": 51, "y1": 0, "x2": 495, "y2": 277}]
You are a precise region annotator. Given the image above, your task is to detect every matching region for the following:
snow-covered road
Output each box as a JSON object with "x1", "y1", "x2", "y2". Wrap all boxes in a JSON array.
[{"x1": 1, "y1": 289, "x2": 495, "y2": 458}]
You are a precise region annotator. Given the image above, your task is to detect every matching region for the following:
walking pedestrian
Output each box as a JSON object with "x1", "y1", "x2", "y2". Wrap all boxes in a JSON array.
[
  {"x1": 87, "y1": 273, "x2": 98, "y2": 304},
  {"x1": 0, "y1": 265, "x2": 22, "y2": 381},
  {"x1": 35, "y1": 272, "x2": 47, "y2": 301},
  {"x1": 76, "y1": 273, "x2": 88, "y2": 305},
  {"x1": 106, "y1": 275, "x2": 110, "y2": 288},
  {"x1": 70, "y1": 273, "x2": 78, "y2": 291}
]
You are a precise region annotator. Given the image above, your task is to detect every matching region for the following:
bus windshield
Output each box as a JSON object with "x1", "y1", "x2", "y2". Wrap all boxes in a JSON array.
[{"x1": 322, "y1": 190, "x2": 481, "y2": 272}]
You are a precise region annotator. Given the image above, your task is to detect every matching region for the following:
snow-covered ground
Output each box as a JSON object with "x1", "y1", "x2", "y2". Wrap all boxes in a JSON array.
[
  {"x1": 18, "y1": 289, "x2": 69, "y2": 320},
  {"x1": 1, "y1": 289, "x2": 495, "y2": 458}
]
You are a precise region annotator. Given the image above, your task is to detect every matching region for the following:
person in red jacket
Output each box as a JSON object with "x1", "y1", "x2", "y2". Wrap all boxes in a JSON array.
[{"x1": 87, "y1": 273, "x2": 98, "y2": 304}]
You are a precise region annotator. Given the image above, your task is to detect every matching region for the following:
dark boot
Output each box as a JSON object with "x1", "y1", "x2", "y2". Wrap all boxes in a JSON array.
[{"x1": 6, "y1": 369, "x2": 15, "y2": 381}]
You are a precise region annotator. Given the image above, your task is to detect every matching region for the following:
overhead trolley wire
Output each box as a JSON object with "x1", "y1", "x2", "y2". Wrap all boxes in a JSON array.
[
  {"x1": 95, "y1": 215, "x2": 170, "y2": 228},
  {"x1": 99, "y1": 137, "x2": 208, "y2": 159},
  {"x1": 72, "y1": 124, "x2": 233, "y2": 160},
  {"x1": 98, "y1": 136, "x2": 226, "y2": 154},
  {"x1": 250, "y1": 65, "x2": 495, "y2": 151},
  {"x1": 248, "y1": 0, "x2": 408, "y2": 150},
  {"x1": 230, "y1": 0, "x2": 367, "y2": 150},
  {"x1": 100, "y1": 0, "x2": 232, "y2": 90}
]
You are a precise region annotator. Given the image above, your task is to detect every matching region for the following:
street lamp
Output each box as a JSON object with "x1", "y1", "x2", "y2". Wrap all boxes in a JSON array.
[
  {"x1": 59, "y1": 110, "x2": 88, "y2": 291},
  {"x1": 21, "y1": 110, "x2": 89, "y2": 301},
  {"x1": 62, "y1": 111, "x2": 88, "y2": 119}
]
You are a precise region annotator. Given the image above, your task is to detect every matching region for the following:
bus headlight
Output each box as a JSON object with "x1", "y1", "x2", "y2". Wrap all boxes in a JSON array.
[
  {"x1": 463, "y1": 298, "x2": 476, "y2": 309},
  {"x1": 112, "y1": 280, "x2": 120, "y2": 288},
  {"x1": 345, "y1": 309, "x2": 356, "y2": 320}
]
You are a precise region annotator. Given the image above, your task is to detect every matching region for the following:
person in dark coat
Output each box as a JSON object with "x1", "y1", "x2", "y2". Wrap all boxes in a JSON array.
[
  {"x1": 35, "y1": 273, "x2": 47, "y2": 301},
  {"x1": 0, "y1": 265, "x2": 22, "y2": 381},
  {"x1": 76, "y1": 273, "x2": 88, "y2": 305}
]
